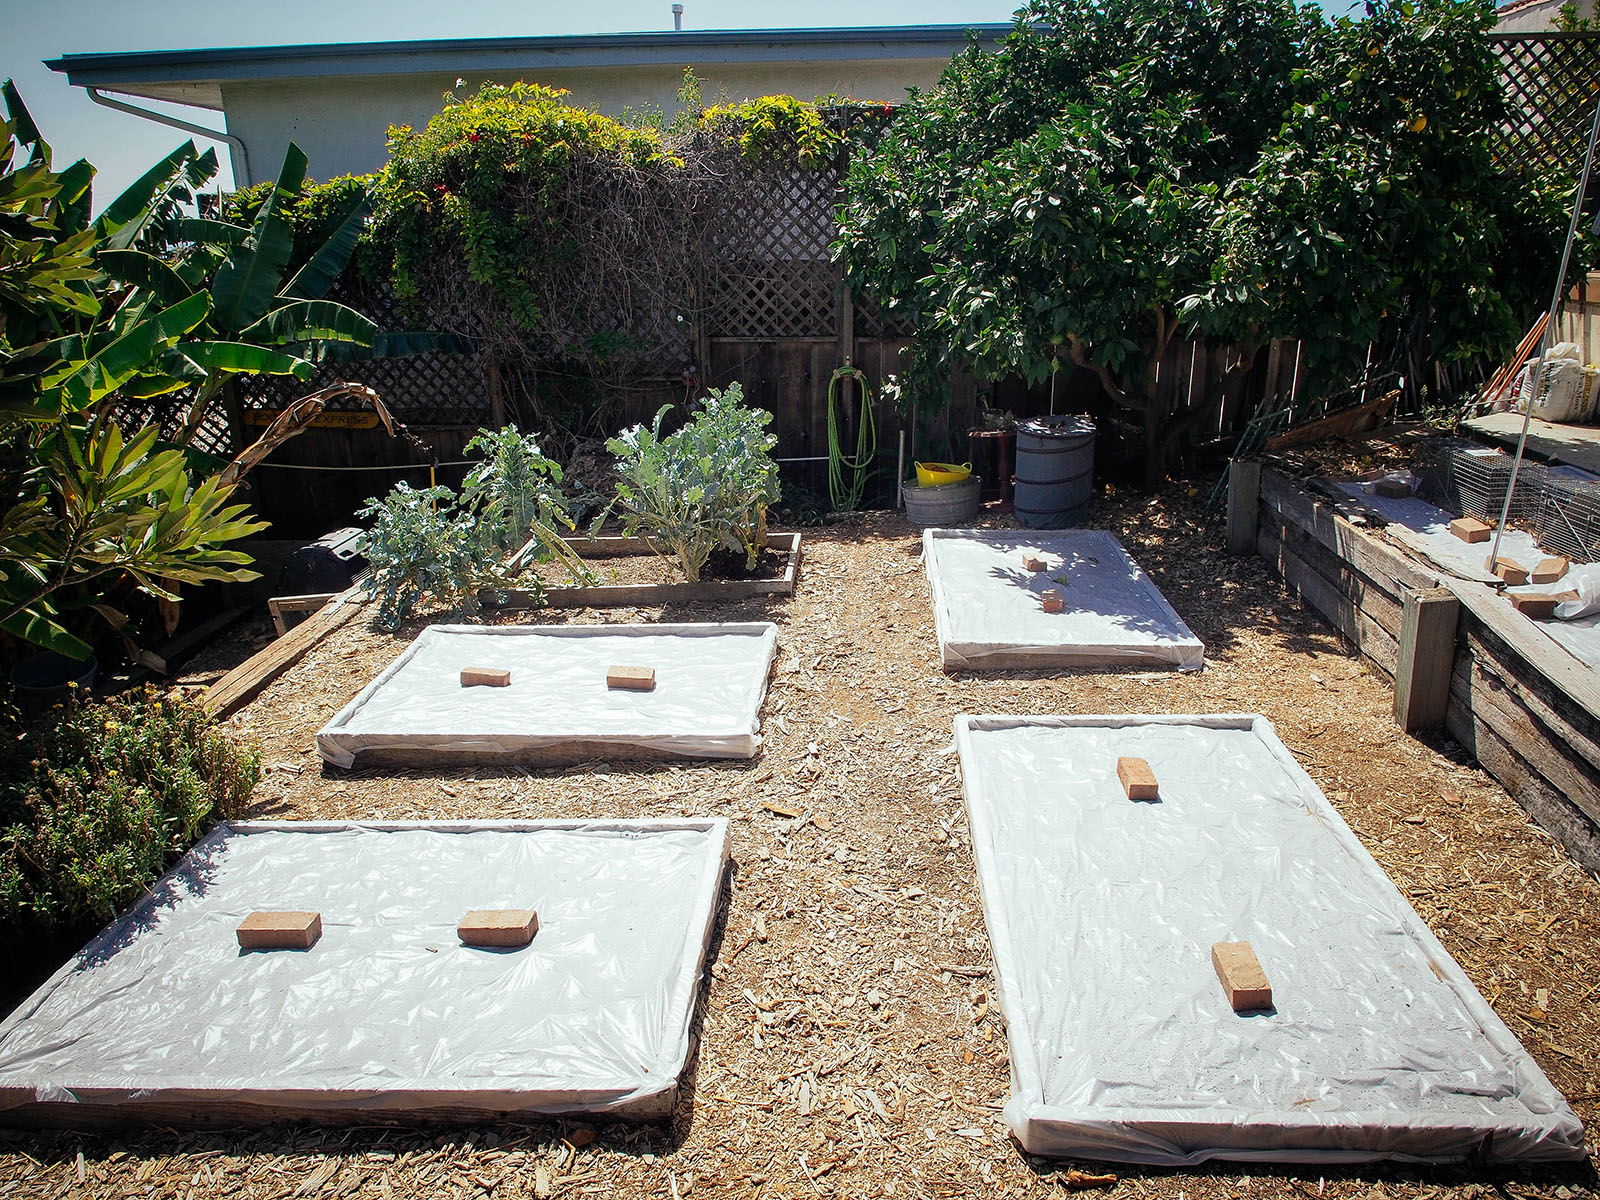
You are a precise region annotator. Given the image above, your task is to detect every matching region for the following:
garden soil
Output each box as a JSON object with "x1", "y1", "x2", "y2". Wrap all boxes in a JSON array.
[{"x1": 3, "y1": 480, "x2": 1598, "y2": 1200}]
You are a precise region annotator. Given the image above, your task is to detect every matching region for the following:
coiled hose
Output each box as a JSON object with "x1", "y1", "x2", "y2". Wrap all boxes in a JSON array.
[{"x1": 827, "y1": 366, "x2": 876, "y2": 512}]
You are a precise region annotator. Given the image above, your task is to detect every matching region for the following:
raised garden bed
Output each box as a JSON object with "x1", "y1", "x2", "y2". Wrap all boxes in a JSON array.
[
  {"x1": 494, "y1": 532, "x2": 801, "y2": 610},
  {"x1": 0, "y1": 819, "x2": 729, "y2": 1127}
]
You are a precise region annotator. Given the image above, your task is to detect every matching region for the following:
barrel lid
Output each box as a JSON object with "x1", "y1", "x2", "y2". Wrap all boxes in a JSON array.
[{"x1": 1017, "y1": 414, "x2": 1095, "y2": 439}]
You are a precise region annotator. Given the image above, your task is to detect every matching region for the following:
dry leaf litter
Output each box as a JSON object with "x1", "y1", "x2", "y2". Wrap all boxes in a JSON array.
[{"x1": 2, "y1": 481, "x2": 1598, "y2": 1200}]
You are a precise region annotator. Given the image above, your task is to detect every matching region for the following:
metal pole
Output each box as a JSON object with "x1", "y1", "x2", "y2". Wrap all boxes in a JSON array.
[{"x1": 1487, "y1": 90, "x2": 1600, "y2": 575}]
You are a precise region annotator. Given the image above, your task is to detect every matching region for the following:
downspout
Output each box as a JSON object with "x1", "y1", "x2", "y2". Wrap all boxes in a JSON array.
[{"x1": 86, "y1": 86, "x2": 253, "y2": 185}]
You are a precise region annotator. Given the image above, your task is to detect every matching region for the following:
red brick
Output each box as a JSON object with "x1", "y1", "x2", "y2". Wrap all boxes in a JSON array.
[
  {"x1": 237, "y1": 911, "x2": 322, "y2": 951},
  {"x1": 1449, "y1": 517, "x2": 1493, "y2": 544},
  {"x1": 1040, "y1": 588, "x2": 1065, "y2": 614},
  {"x1": 607, "y1": 664, "x2": 656, "y2": 691},
  {"x1": 1022, "y1": 553, "x2": 1049, "y2": 572},
  {"x1": 1484, "y1": 556, "x2": 1529, "y2": 586},
  {"x1": 461, "y1": 667, "x2": 511, "y2": 687},
  {"x1": 458, "y1": 908, "x2": 539, "y2": 947},
  {"x1": 1531, "y1": 556, "x2": 1570, "y2": 585},
  {"x1": 1116, "y1": 756, "x2": 1159, "y2": 801},
  {"x1": 1212, "y1": 941, "x2": 1273, "y2": 1011},
  {"x1": 1510, "y1": 594, "x2": 1560, "y2": 619}
]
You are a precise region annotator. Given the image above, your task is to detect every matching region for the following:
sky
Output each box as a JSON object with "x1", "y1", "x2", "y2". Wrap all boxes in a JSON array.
[{"x1": 4, "y1": 0, "x2": 1358, "y2": 205}]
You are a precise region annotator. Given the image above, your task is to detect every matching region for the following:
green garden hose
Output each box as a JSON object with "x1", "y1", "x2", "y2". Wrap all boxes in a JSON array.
[{"x1": 827, "y1": 365, "x2": 876, "y2": 512}]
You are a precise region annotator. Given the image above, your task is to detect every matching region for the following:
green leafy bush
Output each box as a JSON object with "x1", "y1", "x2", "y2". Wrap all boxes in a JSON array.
[
  {"x1": 370, "y1": 83, "x2": 672, "y2": 339},
  {"x1": 606, "y1": 383, "x2": 780, "y2": 581},
  {"x1": 360, "y1": 426, "x2": 587, "y2": 628},
  {"x1": 0, "y1": 687, "x2": 260, "y2": 927},
  {"x1": 836, "y1": 0, "x2": 1567, "y2": 485}
]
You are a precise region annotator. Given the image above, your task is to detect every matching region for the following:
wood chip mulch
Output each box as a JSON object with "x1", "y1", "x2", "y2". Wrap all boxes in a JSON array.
[{"x1": 3, "y1": 484, "x2": 1598, "y2": 1200}]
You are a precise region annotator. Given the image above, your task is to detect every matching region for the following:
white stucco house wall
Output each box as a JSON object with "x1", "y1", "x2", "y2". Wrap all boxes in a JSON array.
[
  {"x1": 1497, "y1": 0, "x2": 1597, "y2": 31},
  {"x1": 46, "y1": 26, "x2": 1006, "y2": 186}
]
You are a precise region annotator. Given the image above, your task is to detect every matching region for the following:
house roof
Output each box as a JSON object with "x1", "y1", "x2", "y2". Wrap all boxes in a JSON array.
[{"x1": 45, "y1": 25, "x2": 1012, "y2": 110}]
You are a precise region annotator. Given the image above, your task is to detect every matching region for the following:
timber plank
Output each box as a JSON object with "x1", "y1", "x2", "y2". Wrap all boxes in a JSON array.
[
  {"x1": 1258, "y1": 523, "x2": 1399, "y2": 678},
  {"x1": 1444, "y1": 701, "x2": 1600, "y2": 876},
  {"x1": 1258, "y1": 516, "x2": 1405, "y2": 641},
  {"x1": 1260, "y1": 469, "x2": 1438, "y2": 595},
  {"x1": 497, "y1": 533, "x2": 801, "y2": 610},
  {"x1": 204, "y1": 584, "x2": 367, "y2": 719},
  {"x1": 1449, "y1": 654, "x2": 1600, "y2": 828},
  {"x1": 1450, "y1": 579, "x2": 1600, "y2": 725}
]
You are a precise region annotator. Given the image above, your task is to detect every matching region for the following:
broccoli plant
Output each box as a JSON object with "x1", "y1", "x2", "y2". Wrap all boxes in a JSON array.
[
  {"x1": 461, "y1": 425, "x2": 592, "y2": 582},
  {"x1": 357, "y1": 484, "x2": 482, "y2": 629},
  {"x1": 605, "y1": 383, "x2": 780, "y2": 581},
  {"x1": 358, "y1": 427, "x2": 592, "y2": 628}
]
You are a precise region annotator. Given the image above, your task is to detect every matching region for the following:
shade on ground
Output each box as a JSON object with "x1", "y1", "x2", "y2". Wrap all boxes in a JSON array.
[
  {"x1": 0, "y1": 820, "x2": 728, "y2": 1125},
  {"x1": 318, "y1": 622, "x2": 778, "y2": 768},
  {"x1": 923, "y1": 529, "x2": 1204, "y2": 670},
  {"x1": 955, "y1": 713, "x2": 1584, "y2": 1165}
]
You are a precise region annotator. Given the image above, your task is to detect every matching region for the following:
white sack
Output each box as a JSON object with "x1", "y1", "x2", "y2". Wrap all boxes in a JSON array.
[
  {"x1": 955, "y1": 713, "x2": 1585, "y2": 1165},
  {"x1": 0, "y1": 820, "x2": 729, "y2": 1120},
  {"x1": 318, "y1": 623, "x2": 778, "y2": 767},
  {"x1": 923, "y1": 529, "x2": 1204, "y2": 671}
]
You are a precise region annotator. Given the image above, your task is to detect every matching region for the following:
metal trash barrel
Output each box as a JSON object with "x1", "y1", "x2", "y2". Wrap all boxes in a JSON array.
[{"x1": 1013, "y1": 415, "x2": 1095, "y2": 528}]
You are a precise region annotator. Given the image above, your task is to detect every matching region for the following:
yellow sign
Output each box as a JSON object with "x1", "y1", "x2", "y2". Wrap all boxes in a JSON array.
[{"x1": 243, "y1": 409, "x2": 381, "y2": 430}]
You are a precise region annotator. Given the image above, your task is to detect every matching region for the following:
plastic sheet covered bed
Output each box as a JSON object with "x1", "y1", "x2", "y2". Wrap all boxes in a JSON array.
[
  {"x1": 318, "y1": 623, "x2": 778, "y2": 768},
  {"x1": 955, "y1": 714, "x2": 1584, "y2": 1164},
  {"x1": 0, "y1": 820, "x2": 729, "y2": 1125},
  {"x1": 923, "y1": 529, "x2": 1204, "y2": 671}
]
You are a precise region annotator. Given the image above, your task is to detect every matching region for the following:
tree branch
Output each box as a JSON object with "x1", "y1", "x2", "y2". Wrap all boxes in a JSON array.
[{"x1": 1065, "y1": 335, "x2": 1150, "y2": 414}]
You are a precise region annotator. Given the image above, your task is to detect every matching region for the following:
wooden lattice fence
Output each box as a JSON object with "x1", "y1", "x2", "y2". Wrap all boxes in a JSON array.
[{"x1": 1489, "y1": 32, "x2": 1600, "y2": 175}]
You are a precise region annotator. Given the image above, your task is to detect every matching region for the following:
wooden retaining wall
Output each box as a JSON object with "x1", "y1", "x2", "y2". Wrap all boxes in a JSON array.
[{"x1": 1241, "y1": 465, "x2": 1600, "y2": 876}]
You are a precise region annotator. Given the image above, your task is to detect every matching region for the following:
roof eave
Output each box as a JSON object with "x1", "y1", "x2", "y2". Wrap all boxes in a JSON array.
[{"x1": 46, "y1": 24, "x2": 1010, "y2": 93}]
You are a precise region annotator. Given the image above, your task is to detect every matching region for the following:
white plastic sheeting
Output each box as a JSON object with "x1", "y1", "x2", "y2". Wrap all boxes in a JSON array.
[
  {"x1": 0, "y1": 820, "x2": 729, "y2": 1122},
  {"x1": 318, "y1": 623, "x2": 778, "y2": 768},
  {"x1": 1335, "y1": 481, "x2": 1600, "y2": 669},
  {"x1": 1335, "y1": 480, "x2": 1541, "y2": 585},
  {"x1": 923, "y1": 529, "x2": 1204, "y2": 671},
  {"x1": 955, "y1": 714, "x2": 1585, "y2": 1165}
]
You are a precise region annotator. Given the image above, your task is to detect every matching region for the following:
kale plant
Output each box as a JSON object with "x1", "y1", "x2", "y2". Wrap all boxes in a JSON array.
[
  {"x1": 359, "y1": 427, "x2": 590, "y2": 628},
  {"x1": 606, "y1": 383, "x2": 780, "y2": 581},
  {"x1": 461, "y1": 425, "x2": 592, "y2": 582}
]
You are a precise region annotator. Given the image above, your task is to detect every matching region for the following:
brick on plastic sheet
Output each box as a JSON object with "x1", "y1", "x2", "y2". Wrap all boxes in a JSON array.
[
  {"x1": 458, "y1": 908, "x2": 540, "y2": 947},
  {"x1": 1531, "y1": 556, "x2": 1570, "y2": 585},
  {"x1": 606, "y1": 665, "x2": 656, "y2": 691},
  {"x1": 1449, "y1": 517, "x2": 1493, "y2": 544},
  {"x1": 237, "y1": 911, "x2": 322, "y2": 950},
  {"x1": 1116, "y1": 757, "x2": 1159, "y2": 801},
  {"x1": 1212, "y1": 940, "x2": 1273, "y2": 1012},
  {"x1": 461, "y1": 667, "x2": 511, "y2": 687}
]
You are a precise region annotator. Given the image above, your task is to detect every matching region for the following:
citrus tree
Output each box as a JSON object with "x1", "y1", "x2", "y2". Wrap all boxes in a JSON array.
[{"x1": 837, "y1": 0, "x2": 1565, "y2": 486}]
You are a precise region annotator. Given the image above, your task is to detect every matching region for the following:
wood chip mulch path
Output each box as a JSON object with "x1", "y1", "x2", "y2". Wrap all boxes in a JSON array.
[{"x1": 3, "y1": 485, "x2": 1598, "y2": 1200}]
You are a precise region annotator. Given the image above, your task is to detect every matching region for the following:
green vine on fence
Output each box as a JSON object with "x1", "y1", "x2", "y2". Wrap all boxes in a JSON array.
[{"x1": 700, "y1": 95, "x2": 842, "y2": 169}]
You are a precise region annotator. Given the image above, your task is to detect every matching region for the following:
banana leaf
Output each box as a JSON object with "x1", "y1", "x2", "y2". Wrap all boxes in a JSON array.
[
  {"x1": 209, "y1": 143, "x2": 306, "y2": 334},
  {"x1": 172, "y1": 339, "x2": 315, "y2": 381},
  {"x1": 239, "y1": 298, "x2": 378, "y2": 346},
  {"x1": 283, "y1": 190, "x2": 370, "y2": 300}
]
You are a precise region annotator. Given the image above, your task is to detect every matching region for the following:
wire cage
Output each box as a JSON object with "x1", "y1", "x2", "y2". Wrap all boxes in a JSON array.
[
  {"x1": 1415, "y1": 440, "x2": 1547, "y2": 525},
  {"x1": 1533, "y1": 468, "x2": 1600, "y2": 563}
]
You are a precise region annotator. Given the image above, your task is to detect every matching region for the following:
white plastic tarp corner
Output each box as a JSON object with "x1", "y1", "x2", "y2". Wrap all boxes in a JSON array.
[
  {"x1": 923, "y1": 529, "x2": 1204, "y2": 671},
  {"x1": 0, "y1": 820, "x2": 729, "y2": 1122},
  {"x1": 955, "y1": 713, "x2": 1585, "y2": 1165},
  {"x1": 318, "y1": 622, "x2": 778, "y2": 768}
]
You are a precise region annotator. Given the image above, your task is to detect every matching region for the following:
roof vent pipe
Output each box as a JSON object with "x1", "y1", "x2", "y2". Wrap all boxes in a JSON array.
[{"x1": 672, "y1": 4, "x2": 684, "y2": 30}]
